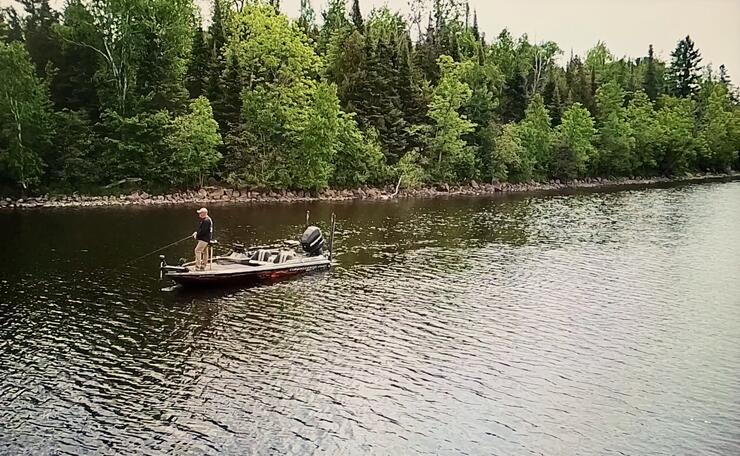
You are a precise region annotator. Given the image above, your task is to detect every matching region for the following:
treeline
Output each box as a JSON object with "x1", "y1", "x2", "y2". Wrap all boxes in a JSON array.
[{"x1": 1, "y1": 0, "x2": 739, "y2": 194}]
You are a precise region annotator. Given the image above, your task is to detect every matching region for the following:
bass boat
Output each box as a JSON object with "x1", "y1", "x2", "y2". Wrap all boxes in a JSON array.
[{"x1": 159, "y1": 214, "x2": 336, "y2": 287}]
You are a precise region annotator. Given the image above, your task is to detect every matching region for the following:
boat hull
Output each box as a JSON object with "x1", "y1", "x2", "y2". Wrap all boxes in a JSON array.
[{"x1": 164, "y1": 259, "x2": 331, "y2": 287}]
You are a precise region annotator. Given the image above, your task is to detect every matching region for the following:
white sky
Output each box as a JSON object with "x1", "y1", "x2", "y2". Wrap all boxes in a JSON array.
[{"x1": 5, "y1": 0, "x2": 740, "y2": 77}]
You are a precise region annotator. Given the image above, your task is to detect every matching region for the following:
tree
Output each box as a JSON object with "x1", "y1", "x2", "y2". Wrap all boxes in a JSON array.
[
  {"x1": 644, "y1": 44, "x2": 660, "y2": 101},
  {"x1": 490, "y1": 123, "x2": 526, "y2": 182},
  {"x1": 697, "y1": 85, "x2": 740, "y2": 171},
  {"x1": 551, "y1": 103, "x2": 596, "y2": 179},
  {"x1": 625, "y1": 91, "x2": 658, "y2": 174},
  {"x1": 331, "y1": 117, "x2": 387, "y2": 187},
  {"x1": 167, "y1": 96, "x2": 222, "y2": 187},
  {"x1": 59, "y1": 0, "x2": 195, "y2": 115},
  {"x1": 297, "y1": 0, "x2": 318, "y2": 42},
  {"x1": 350, "y1": 0, "x2": 364, "y2": 32},
  {"x1": 222, "y1": 3, "x2": 348, "y2": 191},
  {"x1": 666, "y1": 35, "x2": 702, "y2": 98},
  {"x1": 594, "y1": 81, "x2": 636, "y2": 176},
  {"x1": 471, "y1": 9, "x2": 479, "y2": 41},
  {"x1": 50, "y1": 0, "x2": 99, "y2": 114},
  {"x1": 652, "y1": 96, "x2": 700, "y2": 175},
  {"x1": 518, "y1": 93, "x2": 552, "y2": 178},
  {"x1": 585, "y1": 41, "x2": 613, "y2": 85},
  {"x1": 318, "y1": 0, "x2": 351, "y2": 54},
  {"x1": 0, "y1": 42, "x2": 53, "y2": 189},
  {"x1": 186, "y1": 25, "x2": 209, "y2": 99},
  {"x1": 422, "y1": 55, "x2": 476, "y2": 182}
]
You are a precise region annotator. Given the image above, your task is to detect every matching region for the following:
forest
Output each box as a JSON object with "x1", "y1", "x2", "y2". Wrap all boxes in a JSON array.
[{"x1": 1, "y1": 0, "x2": 739, "y2": 195}]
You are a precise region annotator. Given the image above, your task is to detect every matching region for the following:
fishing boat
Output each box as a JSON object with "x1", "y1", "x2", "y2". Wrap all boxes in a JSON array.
[{"x1": 159, "y1": 214, "x2": 336, "y2": 287}]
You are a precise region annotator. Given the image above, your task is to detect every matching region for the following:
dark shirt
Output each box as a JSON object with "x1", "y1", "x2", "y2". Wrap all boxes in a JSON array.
[{"x1": 196, "y1": 216, "x2": 213, "y2": 242}]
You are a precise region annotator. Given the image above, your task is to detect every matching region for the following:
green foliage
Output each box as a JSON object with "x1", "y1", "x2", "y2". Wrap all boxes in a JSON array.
[
  {"x1": 224, "y1": 2, "x2": 321, "y2": 86},
  {"x1": 186, "y1": 26, "x2": 209, "y2": 99},
  {"x1": 594, "y1": 82, "x2": 636, "y2": 176},
  {"x1": 651, "y1": 96, "x2": 700, "y2": 175},
  {"x1": 489, "y1": 123, "x2": 526, "y2": 182},
  {"x1": 667, "y1": 35, "x2": 702, "y2": 98},
  {"x1": 0, "y1": 0, "x2": 737, "y2": 196},
  {"x1": 98, "y1": 109, "x2": 172, "y2": 184},
  {"x1": 644, "y1": 44, "x2": 661, "y2": 101},
  {"x1": 697, "y1": 85, "x2": 740, "y2": 171},
  {"x1": 394, "y1": 150, "x2": 427, "y2": 189},
  {"x1": 332, "y1": 118, "x2": 387, "y2": 187},
  {"x1": 551, "y1": 103, "x2": 596, "y2": 179},
  {"x1": 0, "y1": 41, "x2": 52, "y2": 189},
  {"x1": 423, "y1": 55, "x2": 477, "y2": 182},
  {"x1": 48, "y1": 109, "x2": 98, "y2": 189},
  {"x1": 518, "y1": 93, "x2": 552, "y2": 178},
  {"x1": 167, "y1": 97, "x2": 222, "y2": 187}
]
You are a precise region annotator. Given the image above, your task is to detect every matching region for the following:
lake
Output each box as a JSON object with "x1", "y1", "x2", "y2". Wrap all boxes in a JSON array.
[{"x1": 1, "y1": 181, "x2": 739, "y2": 455}]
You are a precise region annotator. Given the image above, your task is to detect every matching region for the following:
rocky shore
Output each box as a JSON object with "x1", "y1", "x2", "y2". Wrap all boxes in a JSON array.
[{"x1": 1, "y1": 172, "x2": 737, "y2": 210}]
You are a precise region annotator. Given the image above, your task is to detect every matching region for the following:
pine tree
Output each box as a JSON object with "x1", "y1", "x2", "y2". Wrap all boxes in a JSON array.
[
  {"x1": 667, "y1": 35, "x2": 702, "y2": 98},
  {"x1": 644, "y1": 44, "x2": 660, "y2": 101},
  {"x1": 17, "y1": 0, "x2": 62, "y2": 79},
  {"x1": 186, "y1": 26, "x2": 209, "y2": 99},
  {"x1": 207, "y1": 0, "x2": 228, "y2": 125},
  {"x1": 350, "y1": 0, "x2": 363, "y2": 32},
  {"x1": 471, "y1": 10, "x2": 480, "y2": 42}
]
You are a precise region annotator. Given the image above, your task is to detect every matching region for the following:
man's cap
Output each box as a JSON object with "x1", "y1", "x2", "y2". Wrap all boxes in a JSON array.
[{"x1": 196, "y1": 207, "x2": 208, "y2": 214}]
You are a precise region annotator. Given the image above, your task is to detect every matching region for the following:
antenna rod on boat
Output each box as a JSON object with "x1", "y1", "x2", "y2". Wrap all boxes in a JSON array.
[{"x1": 329, "y1": 213, "x2": 336, "y2": 262}]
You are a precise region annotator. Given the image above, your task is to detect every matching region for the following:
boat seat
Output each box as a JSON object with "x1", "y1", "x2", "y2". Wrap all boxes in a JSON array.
[
  {"x1": 250, "y1": 249, "x2": 272, "y2": 262},
  {"x1": 273, "y1": 251, "x2": 295, "y2": 264}
]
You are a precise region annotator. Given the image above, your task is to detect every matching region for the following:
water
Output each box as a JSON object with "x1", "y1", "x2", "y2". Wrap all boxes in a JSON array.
[{"x1": 1, "y1": 182, "x2": 739, "y2": 455}]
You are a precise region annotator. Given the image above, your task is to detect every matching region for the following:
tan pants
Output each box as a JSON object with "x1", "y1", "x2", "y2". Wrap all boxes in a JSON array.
[{"x1": 195, "y1": 241, "x2": 209, "y2": 269}]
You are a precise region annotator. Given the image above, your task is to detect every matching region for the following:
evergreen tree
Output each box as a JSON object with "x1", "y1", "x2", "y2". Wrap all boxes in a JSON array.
[
  {"x1": 471, "y1": 10, "x2": 480, "y2": 41},
  {"x1": 186, "y1": 26, "x2": 210, "y2": 99},
  {"x1": 350, "y1": 0, "x2": 364, "y2": 32},
  {"x1": 206, "y1": 0, "x2": 228, "y2": 113},
  {"x1": 644, "y1": 44, "x2": 660, "y2": 101},
  {"x1": 16, "y1": 0, "x2": 62, "y2": 80},
  {"x1": 52, "y1": 0, "x2": 99, "y2": 114},
  {"x1": 666, "y1": 35, "x2": 702, "y2": 98}
]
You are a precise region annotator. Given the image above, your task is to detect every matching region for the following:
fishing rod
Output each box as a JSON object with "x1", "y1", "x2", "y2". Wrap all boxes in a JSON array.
[{"x1": 124, "y1": 234, "x2": 193, "y2": 266}]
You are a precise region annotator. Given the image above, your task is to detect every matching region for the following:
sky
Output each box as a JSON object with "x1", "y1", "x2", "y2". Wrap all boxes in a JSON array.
[{"x1": 5, "y1": 0, "x2": 740, "y2": 76}]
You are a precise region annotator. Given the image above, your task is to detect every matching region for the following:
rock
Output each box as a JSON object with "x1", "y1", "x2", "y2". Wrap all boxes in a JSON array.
[
  {"x1": 16, "y1": 199, "x2": 24, "y2": 204},
  {"x1": 140, "y1": 192, "x2": 150, "y2": 199},
  {"x1": 470, "y1": 180, "x2": 479, "y2": 189},
  {"x1": 555, "y1": 179, "x2": 561, "y2": 185},
  {"x1": 128, "y1": 192, "x2": 141, "y2": 201},
  {"x1": 197, "y1": 188, "x2": 207, "y2": 197},
  {"x1": 436, "y1": 183, "x2": 450, "y2": 192}
]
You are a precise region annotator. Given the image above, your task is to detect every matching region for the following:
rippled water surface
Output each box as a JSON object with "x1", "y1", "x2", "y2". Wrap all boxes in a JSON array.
[{"x1": 1, "y1": 182, "x2": 739, "y2": 455}]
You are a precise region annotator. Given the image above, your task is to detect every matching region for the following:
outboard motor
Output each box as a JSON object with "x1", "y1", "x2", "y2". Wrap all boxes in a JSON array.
[{"x1": 301, "y1": 226, "x2": 324, "y2": 256}]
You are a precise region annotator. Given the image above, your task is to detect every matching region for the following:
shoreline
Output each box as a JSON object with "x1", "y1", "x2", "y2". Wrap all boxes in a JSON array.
[{"x1": 1, "y1": 172, "x2": 738, "y2": 210}]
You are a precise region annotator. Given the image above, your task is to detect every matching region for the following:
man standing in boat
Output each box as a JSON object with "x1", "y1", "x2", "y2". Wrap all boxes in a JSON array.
[{"x1": 193, "y1": 207, "x2": 213, "y2": 270}]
